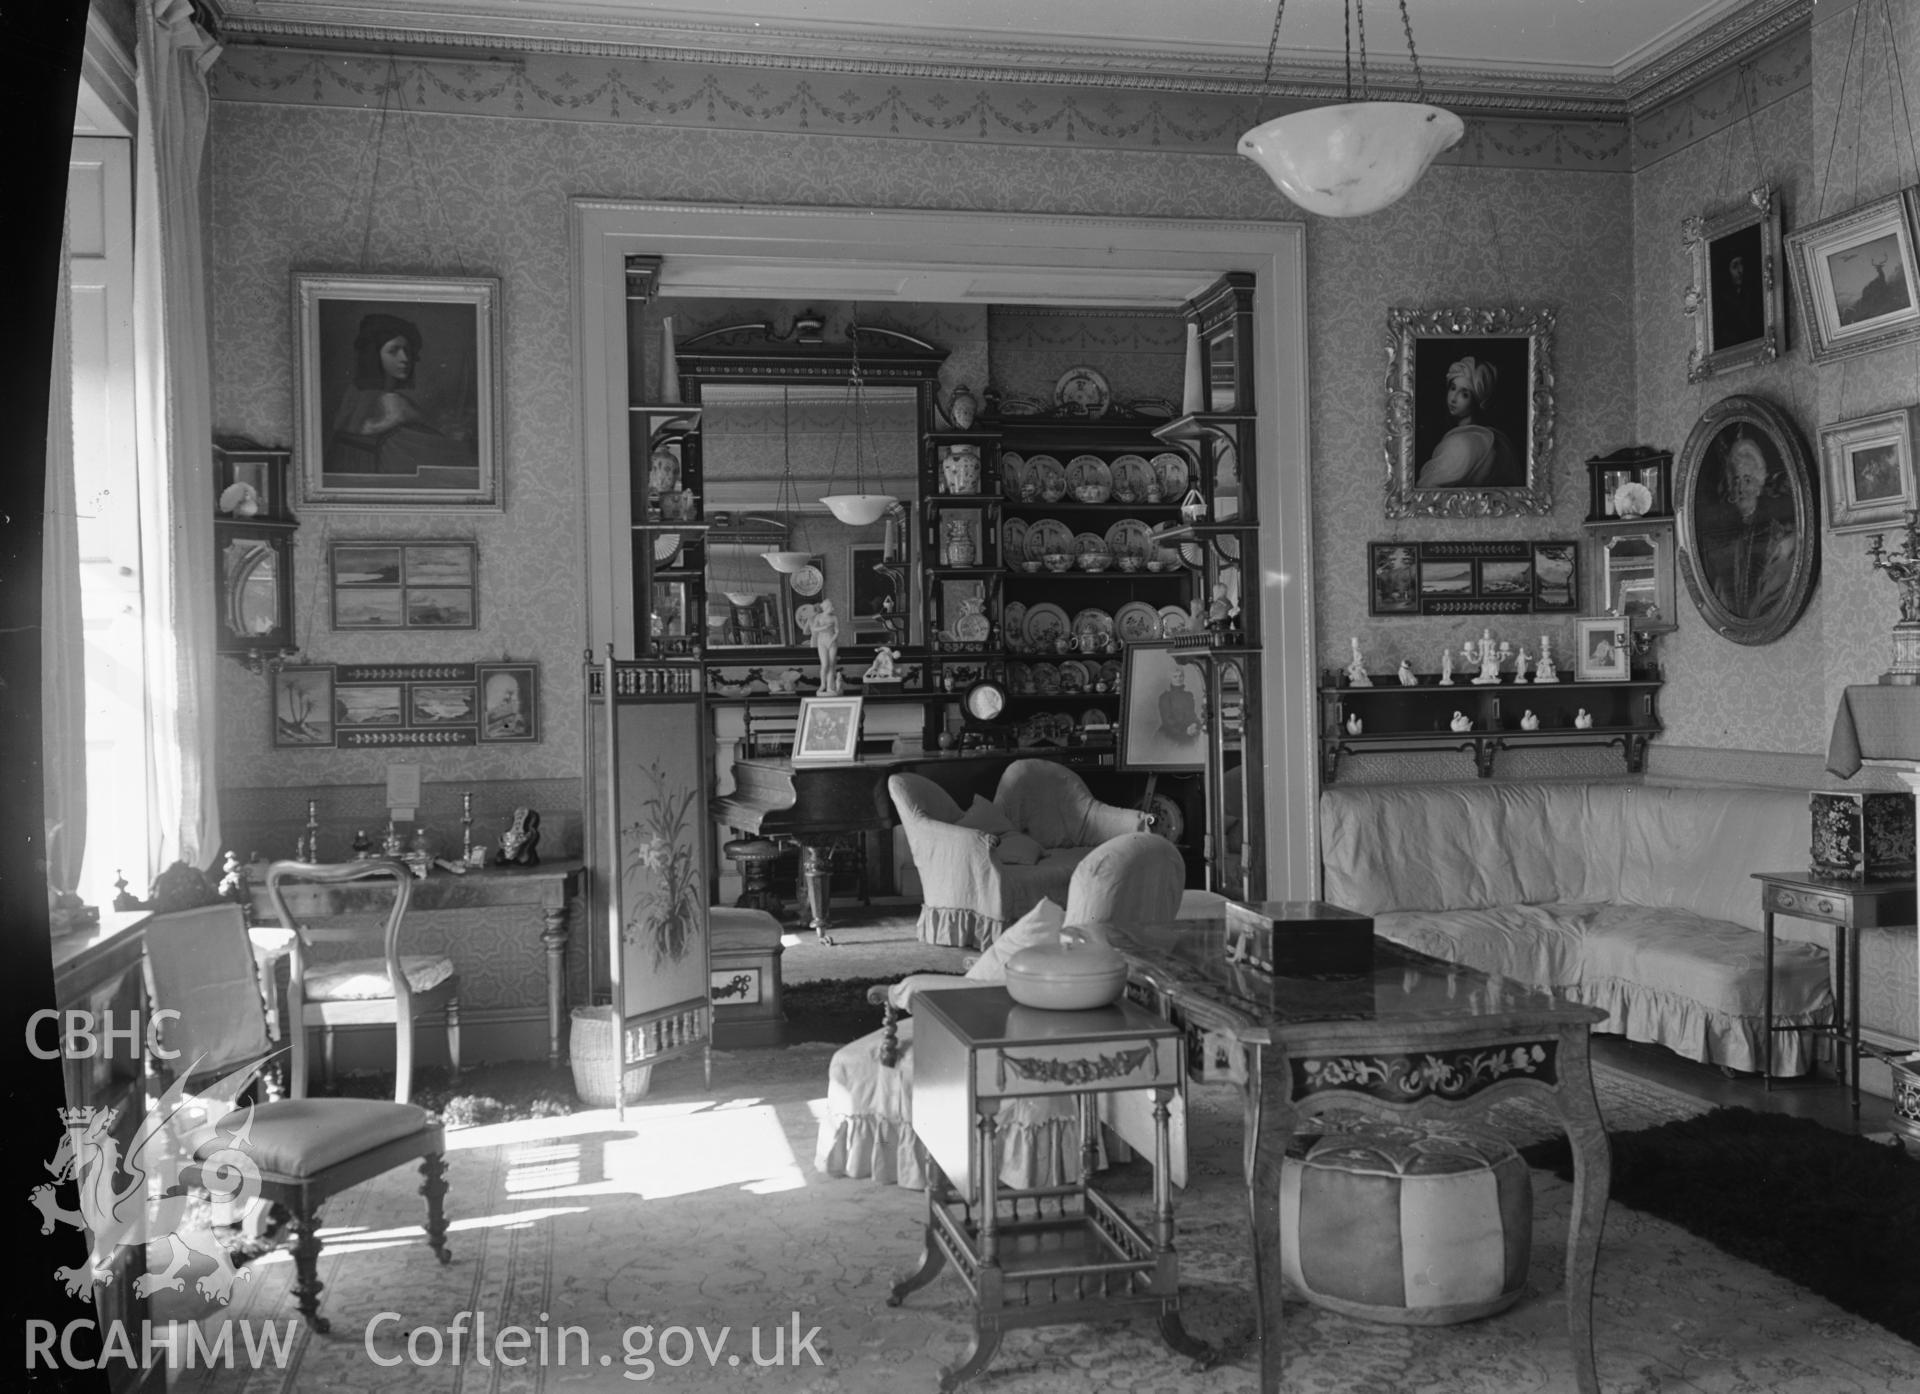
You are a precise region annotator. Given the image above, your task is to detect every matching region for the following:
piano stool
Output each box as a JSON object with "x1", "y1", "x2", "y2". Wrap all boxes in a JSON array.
[
  {"x1": 724, "y1": 837, "x2": 787, "y2": 918},
  {"x1": 709, "y1": 907, "x2": 786, "y2": 1047}
]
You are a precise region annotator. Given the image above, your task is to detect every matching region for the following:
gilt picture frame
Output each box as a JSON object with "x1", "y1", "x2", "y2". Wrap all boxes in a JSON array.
[
  {"x1": 293, "y1": 272, "x2": 503, "y2": 511},
  {"x1": 1674, "y1": 393, "x2": 1819, "y2": 646},
  {"x1": 1821, "y1": 406, "x2": 1920, "y2": 535},
  {"x1": 1685, "y1": 184, "x2": 1784, "y2": 382},
  {"x1": 1385, "y1": 304, "x2": 1556, "y2": 518},
  {"x1": 1785, "y1": 190, "x2": 1920, "y2": 365}
]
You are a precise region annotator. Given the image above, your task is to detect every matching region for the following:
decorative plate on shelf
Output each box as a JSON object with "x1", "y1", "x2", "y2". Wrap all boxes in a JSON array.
[
  {"x1": 1073, "y1": 532, "x2": 1109, "y2": 557},
  {"x1": 1104, "y1": 517, "x2": 1153, "y2": 560},
  {"x1": 1024, "y1": 602, "x2": 1072, "y2": 648},
  {"x1": 1002, "y1": 518, "x2": 1029, "y2": 563},
  {"x1": 790, "y1": 564, "x2": 824, "y2": 597},
  {"x1": 1110, "y1": 455, "x2": 1155, "y2": 503},
  {"x1": 1144, "y1": 792, "x2": 1184, "y2": 843},
  {"x1": 1159, "y1": 604, "x2": 1195, "y2": 637},
  {"x1": 1007, "y1": 660, "x2": 1033, "y2": 693},
  {"x1": 1000, "y1": 453, "x2": 1027, "y2": 500},
  {"x1": 1031, "y1": 662, "x2": 1061, "y2": 695},
  {"x1": 1114, "y1": 600, "x2": 1162, "y2": 644},
  {"x1": 1150, "y1": 452, "x2": 1190, "y2": 498},
  {"x1": 1003, "y1": 601, "x2": 1028, "y2": 642},
  {"x1": 795, "y1": 602, "x2": 819, "y2": 631},
  {"x1": 1097, "y1": 659, "x2": 1122, "y2": 690},
  {"x1": 1071, "y1": 607, "x2": 1114, "y2": 639},
  {"x1": 1048, "y1": 711, "x2": 1079, "y2": 742},
  {"x1": 1029, "y1": 455, "x2": 1068, "y2": 502},
  {"x1": 648, "y1": 447, "x2": 681, "y2": 495},
  {"x1": 1053, "y1": 365, "x2": 1111, "y2": 417},
  {"x1": 1058, "y1": 660, "x2": 1091, "y2": 693},
  {"x1": 1025, "y1": 517, "x2": 1073, "y2": 560},
  {"x1": 1065, "y1": 455, "x2": 1112, "y2": 502}
]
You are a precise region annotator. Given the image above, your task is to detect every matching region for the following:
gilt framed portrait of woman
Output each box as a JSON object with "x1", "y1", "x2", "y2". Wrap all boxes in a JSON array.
[
  {"x1": 1384, "y1": 304, "x2": 1556, "y2": 518},
  {"x1": 293, "y1": 272, "x2": 503, "y2": 510},
  {"x1": 1674, "y1": 393, "x2": 1819, "y2": 646}
]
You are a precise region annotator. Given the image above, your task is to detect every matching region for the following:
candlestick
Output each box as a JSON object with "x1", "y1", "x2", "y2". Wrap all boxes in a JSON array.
[{"x1": 462, "y1": 792, "x2": 475, "y2": 859}]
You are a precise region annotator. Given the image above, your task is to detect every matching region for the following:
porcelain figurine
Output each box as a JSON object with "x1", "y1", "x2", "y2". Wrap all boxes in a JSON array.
[
  {"x1": 809, "y1": 599, "x2": 842, "y2": 695},
  {"x1": 1513, "y1": 646, "x2": 1531, "y2": 683},
  {"x1": 1574, "y1": 708, "x2": 1594, "y2": 729},
  {"x1": 1346, "y1": 714, "x2": 1364, "y2": 736},
  {"x1": 1346, "y1": 636, "x2": 1372, "y2": 687},
  {"x1": 1450, "y1": 711, "x2": 1472, "y2": 732},
  {"x1": 1520, "y1": 710, "x2": 1540, "y2": 731},
  {"x1": 864, "y1": 646, "x2": 898, "y2": 682},
  {"x1": 1397, "y1": 658, "x2": 1417, "y2": 686},
  {"x1": 1439, "y1": 648, "x2": 1455, "y2": 686},
  {"x1": 1534, "y1": 634, "x2": 1560, "y2": 683},
  {"x1": 1465, "y1": 629, "x2": 1510, "y2": 685}
]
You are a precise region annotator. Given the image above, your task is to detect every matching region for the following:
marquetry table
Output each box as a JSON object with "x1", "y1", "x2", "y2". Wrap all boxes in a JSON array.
[
  {"x1": 888, "y1": 985, "x2": 1214, "y2": 1391},
  {"x1": 1098, "y1": 918, "x2": 1612, "y2": 1394}
]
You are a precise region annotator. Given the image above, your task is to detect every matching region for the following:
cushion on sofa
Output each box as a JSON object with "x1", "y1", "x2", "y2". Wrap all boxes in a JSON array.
[
  {"x1": 958, "y1": 795, "x2": 1016, "y2": 834},
  {"x1": 992, "y1": 830, "x2": 1046, "y2": 865}
]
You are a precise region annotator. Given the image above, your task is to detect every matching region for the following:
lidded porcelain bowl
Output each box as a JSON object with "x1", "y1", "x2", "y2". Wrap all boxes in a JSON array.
[{"x1": 1003, "y1": 935, "x2": 1127, "y2": 1010}]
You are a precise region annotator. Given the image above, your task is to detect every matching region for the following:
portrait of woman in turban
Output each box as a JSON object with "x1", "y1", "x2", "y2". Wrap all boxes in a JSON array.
[{"x1": 1415, "y1": 354, "x2": 1523, "y2": 489}]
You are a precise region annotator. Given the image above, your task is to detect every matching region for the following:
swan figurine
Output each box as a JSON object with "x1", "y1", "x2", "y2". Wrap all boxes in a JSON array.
[{"x1": 1450, "y1": 711, "x2": 1472, "y2": 733}]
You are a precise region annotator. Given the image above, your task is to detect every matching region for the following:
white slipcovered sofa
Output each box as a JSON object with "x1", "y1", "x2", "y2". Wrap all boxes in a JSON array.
[{"x1": 1319, "y1": 781, "x2": 1834, "y2": 1074}]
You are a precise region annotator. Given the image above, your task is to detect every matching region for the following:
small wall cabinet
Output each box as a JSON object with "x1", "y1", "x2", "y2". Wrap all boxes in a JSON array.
[
  {"x1": 1320, "y1": 675, "x2": 1663, "y2": 781},
  {"x1": 212, "y1": 438, "x2": 297, "y2": 660}
]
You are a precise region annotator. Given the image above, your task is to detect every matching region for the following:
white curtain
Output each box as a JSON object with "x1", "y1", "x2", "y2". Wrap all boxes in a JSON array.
[
  {"x1": 134, "y1": 0, "x2": 222, "y2": 873},
  {"x1": 43, "y1": 216, "x2": 87, "y2": 903}
]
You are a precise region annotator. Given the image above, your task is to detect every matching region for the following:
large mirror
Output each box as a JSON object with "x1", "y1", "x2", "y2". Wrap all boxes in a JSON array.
[{"x1": 695, "y1": 381, "x2": 922, "y2": 650}]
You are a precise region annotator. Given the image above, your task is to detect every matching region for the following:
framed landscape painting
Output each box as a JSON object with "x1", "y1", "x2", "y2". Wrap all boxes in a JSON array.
[
  {"x1": 293, "y1": 272, "x2": 503, "y2": 510},
  {"x1": 1785, "y1": 191, "x2": 1920, "y2": 364},
  {"x1": 1821, "y1": 406, "x2": 1919, "y2": 534}
]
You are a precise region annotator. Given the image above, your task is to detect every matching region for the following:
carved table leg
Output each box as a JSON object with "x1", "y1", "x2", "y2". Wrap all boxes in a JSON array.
[
  {"x1": 799, "y1": 840, "x2": 836, "y2": 946},
  {"x1": 1552, "y1": 1035, "x2": 1612, "y2": 1394},
  {"x1": 888, "y1": 1157, "x2": 950, "y2": 1306},
  {"x1": 541, "y1": 904, "x2": 568, "y2": 1068}
]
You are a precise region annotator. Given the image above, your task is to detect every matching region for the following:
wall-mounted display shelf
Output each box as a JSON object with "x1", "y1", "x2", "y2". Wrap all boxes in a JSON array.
[{"x1": 1319, "y1": 675, "x2": 1662, "y2": 781}]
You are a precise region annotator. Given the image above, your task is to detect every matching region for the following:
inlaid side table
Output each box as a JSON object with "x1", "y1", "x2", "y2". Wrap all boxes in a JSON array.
[
  {"x1": 1754, "y1": 869, "x2": 1917, "y2": 1116},
  {"x1": 888, "y1": 985, "x2": 1213, "y2": 1391}
]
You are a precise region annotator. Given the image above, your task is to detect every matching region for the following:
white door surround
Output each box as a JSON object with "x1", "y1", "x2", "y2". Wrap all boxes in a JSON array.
[{"x1": 569, "y1": 199, "x2": 1319, "y2": 897}]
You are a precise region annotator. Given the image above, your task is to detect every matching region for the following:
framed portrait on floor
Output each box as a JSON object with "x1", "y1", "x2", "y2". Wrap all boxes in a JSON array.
[
  {"x1": 1117, "y1": 641, "x2": 1207, "y2": 773},
  {"x1": 1674, "y1": 393, "x2": 1818, "y2": 646},
  {"x1": 1385, "y1": 304, "x2": 1556, "y2": 518},
  {"x1": 293, "y1": 272, "x2": 502, "y2": 510},
  {"x1": 1820, "y1": 406, "x2": 1920, "y2": 535}
]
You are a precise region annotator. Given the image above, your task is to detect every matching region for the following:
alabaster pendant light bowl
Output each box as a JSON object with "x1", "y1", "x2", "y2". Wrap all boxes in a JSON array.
[
  {"x1": 1239, "y1": 101, "x2": 1463, "y2": 218},
  {"x1": 764, "y1": 550, "x2": 811, "y2": 574},
  {"x1": 819, "y1": 493, "x2": 897, "y2": 527}
]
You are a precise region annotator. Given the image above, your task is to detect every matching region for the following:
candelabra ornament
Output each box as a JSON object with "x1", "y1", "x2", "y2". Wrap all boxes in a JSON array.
[
  {"x1": 461, "y1": 792, "x2": 475, "y2": 861},
  {"x1": 1463, "y1": 629, "x2": 1511, "y2": 684},
  {"x1": 1867, "y1": 510, "x2": 1920, "y2": 685},
  {"x1": 297, "y1": 799, "x2": 321, "y2": 862}
]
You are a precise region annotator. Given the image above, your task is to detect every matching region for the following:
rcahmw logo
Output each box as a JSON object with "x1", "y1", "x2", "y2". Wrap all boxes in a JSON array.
[{"x1": 25, "y1": 1008, "x2": 292, "y2": 1369}]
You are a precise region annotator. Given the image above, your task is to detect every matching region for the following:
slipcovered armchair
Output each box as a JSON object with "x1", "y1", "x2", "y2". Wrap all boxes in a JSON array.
[
  {"x1": 890, "y1": 758, "x2": 1149, "y2": 949},
  {"x1": 814, "y1": 832, "x2": 1185, "y2": 1190}
]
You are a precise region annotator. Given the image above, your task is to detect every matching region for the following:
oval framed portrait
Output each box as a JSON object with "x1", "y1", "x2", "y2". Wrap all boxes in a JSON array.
[{"x1": 1674, "y1": 393, "x2": 1819, "y2": 645}]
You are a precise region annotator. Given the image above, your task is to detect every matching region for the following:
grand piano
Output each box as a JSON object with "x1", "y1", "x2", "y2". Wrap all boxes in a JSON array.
[{"x1": 712, "y1": 748, "x2": 1108, "y2": 944}]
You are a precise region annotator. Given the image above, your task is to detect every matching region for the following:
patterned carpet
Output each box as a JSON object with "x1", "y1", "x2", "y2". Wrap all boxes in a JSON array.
[{"x1": 149, "y1": 1044, "x2": 1919, "y2": 1393}]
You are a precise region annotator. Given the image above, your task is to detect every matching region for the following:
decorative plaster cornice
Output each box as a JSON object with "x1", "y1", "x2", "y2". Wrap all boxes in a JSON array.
[{"x1": 1616, "y1": 0, "x2": 1812, "y2": 114}]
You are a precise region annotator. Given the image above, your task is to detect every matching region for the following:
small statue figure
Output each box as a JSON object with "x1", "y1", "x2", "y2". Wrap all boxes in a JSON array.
[
  {"x1": 1397, "y1": 659, "x2": 1417, "y2": 686},
  {"x1": 809, "y1": 599, "x2": 842, "y2": 695},
  {"x1": 1439, "y1": 648, "x2": 1455, "y2": 686},
  {"x1": 1574, "y1": 708, "x2": 1594, "y2": 729},
  {"x1": 1534, "y1": 634, "x2": 1560, "y2": 683},
  {"x1": 1520, "y1": 710, "x2": 1540, "y2": 731},
  {"x1": 1450, "y1": 711, "x2": 1472, "y2": 732},
  {"x1": 1513, "y1": 645, "x2": 1531, "y2": 684},
  {"x1": 350, "y1": 827, "x2": 374, "y2": 859},
  {"x1": 1346, "y1": 714, "x2": 1364, "y2": 736},
  {"x1": 496, "y1": 807, "x2": 542, "y2": 866},
  {"x1": 216, "y1": 851, "x2": 251, "y2": 910},
  {"x1": 1207, "y1": 582, "x2": 1236, "y2": 631},
  {"x1": 1346, "y1": 636, "x2": 1372, "y2": 687},
  {"x1": 863, "y1": 646, "x2": 898, "y2": 683}
]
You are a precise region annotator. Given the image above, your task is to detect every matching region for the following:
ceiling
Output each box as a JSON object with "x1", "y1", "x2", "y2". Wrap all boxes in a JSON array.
[{"x1": 212, "y1": 0, "x2": 1809, "y2": 114}]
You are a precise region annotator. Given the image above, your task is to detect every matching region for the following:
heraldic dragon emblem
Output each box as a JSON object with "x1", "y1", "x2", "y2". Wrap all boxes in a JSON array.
[{"x1": 31, "y1": 1056, "x2": 265, "y2": 1304}]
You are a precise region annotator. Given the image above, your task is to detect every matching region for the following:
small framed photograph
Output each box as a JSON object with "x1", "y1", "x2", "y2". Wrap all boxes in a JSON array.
[
  {"x1": 271, "y1": 665, "x2": 335, "y2": 747},
  {"x1": 330, "y1": 539, "x2": 477, "y2": 629},
  {"x1": 1685, "y1": 185, "x2": 1784, "y2": 381},
  {"x1": 1584, "y1": 519, "x2": 1678, "y2": 635},
  {"x1": 1368, "y1": 543, "x2": 1418, "y2": 616},
  {"x1": 1532, "y1": 541, "x2": 1578, "y2": 612},
  {"x1": 1785, "y1": 190, "x2": 1920, "y2": 364},
  {"x1": 1574, "y1": 616, "x2": 1633, "y2": 682},
  {"x1": 1117, "y1": 640, "x2": 1207, "y2": 773},
  {"x1": 293, "y1": 272, "x2": 502, "y2": 510},
  {"x1": 478, "y1": 662, "x2": 540, "y2": 743},
  {"x1": 1821, "y1": 406, "x2": 1920, "y2": 534},
  {"x1": 1385, "y1": 304, "x2": 1555, "y2": 518},
  {"x1": 410, "y1": 684, "x2": 477, "y2": 726},
  {"x1": 792, "y1": 695, "x2": 863, "y2": 763}
]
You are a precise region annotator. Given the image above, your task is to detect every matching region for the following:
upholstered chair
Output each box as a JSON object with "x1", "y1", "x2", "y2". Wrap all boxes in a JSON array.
[
  {"x1": 814, "y1": 830, "x2": 1186, "y2": 1190},
  {"x1": 889, "y1": 758, "x2": 1149, "y2": 950}
]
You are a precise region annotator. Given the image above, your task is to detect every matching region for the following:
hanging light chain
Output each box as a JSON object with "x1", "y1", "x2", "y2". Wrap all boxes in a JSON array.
[
  {"x1": 1353, "y1": 1, "x2": 1369, "y2": 102},
  {"x1": 1396, "y1": 0, "x2": 1429, "y2": 103}
]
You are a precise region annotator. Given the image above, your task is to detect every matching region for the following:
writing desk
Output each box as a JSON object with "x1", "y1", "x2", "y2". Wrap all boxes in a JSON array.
[
  {"x1": 250, "y1": 859, "x2": 584, "y2": 1067},
  {"x1": 1100, "y1": 918, "x2": 1612, "y2": 1394}
]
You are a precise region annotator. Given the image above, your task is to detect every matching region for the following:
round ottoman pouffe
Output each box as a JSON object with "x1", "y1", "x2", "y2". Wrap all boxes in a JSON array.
[{"x1": 1266, "y1": 1120, "x2": 1532, "y2": 1325}]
